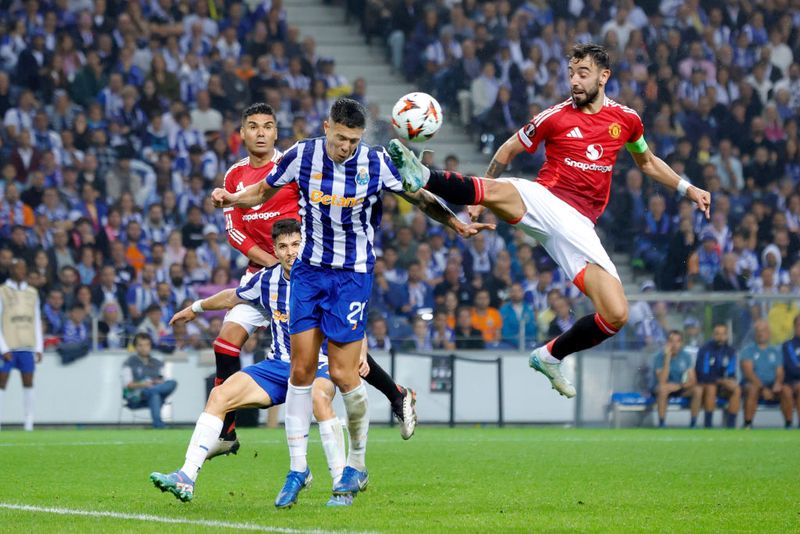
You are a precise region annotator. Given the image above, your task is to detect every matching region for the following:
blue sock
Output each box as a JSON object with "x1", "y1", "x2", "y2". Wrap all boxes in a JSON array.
[
  {"x1": 658, "y1": 418, "x2": 665, "y2": 428},
  {"x1": 690, "y1": 416, "x2": 697, "y2": 428},
  {"x1": 725, "y1": 412, "x2": 736, "y2": 428},
  {"x1": 704, "y1": 411, "x2": 713, "y2": 428}
]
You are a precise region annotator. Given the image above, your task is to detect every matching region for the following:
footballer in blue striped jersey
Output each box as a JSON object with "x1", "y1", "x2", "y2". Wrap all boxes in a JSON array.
[
  {"x1": 212, "y1": 98, "x2": 492, "y2": 502},
  {"x1": 150, "y1": 220, "x2": 346, "y2": 506}
]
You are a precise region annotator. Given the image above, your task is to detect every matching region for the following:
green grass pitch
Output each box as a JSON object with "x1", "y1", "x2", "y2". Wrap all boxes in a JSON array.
[{"x1": 0, "y1": 427, "x2": 798, "y2": 532}]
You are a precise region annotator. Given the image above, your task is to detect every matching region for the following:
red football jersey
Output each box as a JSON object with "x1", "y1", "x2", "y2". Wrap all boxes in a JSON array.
[
  {"x1": 516, "y1": 96, "x2": 645, "y2": 223},
  {"x1": 223, "y1": 151, "x2": 301, "y2": 272}
]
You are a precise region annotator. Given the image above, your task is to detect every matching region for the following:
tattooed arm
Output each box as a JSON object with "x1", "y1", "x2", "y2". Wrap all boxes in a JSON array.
[
  {"x1": 399, "y1": 188, "x2": 494, "y2": 238},
  {"x1": 484, "y1": 134, "x2": 527, "y2": 178}
]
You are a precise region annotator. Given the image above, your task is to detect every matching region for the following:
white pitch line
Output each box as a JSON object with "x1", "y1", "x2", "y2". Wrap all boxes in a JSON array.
[{"x1": 0, "y1": 503, "x2": 364, "y2": 533}]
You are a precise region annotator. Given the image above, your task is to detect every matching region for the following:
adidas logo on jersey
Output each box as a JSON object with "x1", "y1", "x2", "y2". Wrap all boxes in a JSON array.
[{"x1": 566, "y1": 127, "x2": 584, "y2": 138}]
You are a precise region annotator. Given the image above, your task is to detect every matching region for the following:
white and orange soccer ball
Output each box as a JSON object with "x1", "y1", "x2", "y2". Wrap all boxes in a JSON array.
[{"x1": 391, "y1": 92, "x2": 443, "y2": 143}]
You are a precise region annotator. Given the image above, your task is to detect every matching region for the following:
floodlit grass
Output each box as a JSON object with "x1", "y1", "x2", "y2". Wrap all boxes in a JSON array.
[{"x1": 0, "y1": 427, "x2": 798, "y2": 532}]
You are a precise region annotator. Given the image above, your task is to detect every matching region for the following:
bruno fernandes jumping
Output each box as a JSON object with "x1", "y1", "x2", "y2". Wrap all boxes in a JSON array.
[{"x1": 389, "y1": 44, "x2": 712, "y2": 399}]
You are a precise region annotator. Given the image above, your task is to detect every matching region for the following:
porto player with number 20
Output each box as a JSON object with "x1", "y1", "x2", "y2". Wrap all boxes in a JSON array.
[{"x1": 388, "y1": 44, "x2": 712, "y2": 399}]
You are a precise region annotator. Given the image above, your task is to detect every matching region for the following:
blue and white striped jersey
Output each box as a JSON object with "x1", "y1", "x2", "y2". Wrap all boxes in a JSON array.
[
  {"x1": 265, "y1": 137, "x2": 404, "y2": 273},
  {"x1": 235, "y1": 265, "x2": 328, "y2": 363}
]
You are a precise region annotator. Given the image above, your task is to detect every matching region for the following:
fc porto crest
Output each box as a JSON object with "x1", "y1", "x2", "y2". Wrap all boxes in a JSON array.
[{"x1": 356, "y1": 167, "x2": 370, "y2": 186}]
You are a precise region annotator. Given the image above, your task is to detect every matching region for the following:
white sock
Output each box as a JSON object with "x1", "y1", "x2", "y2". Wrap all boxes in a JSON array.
[
  {"x1": 539, "y1": 344, "x2": 560, "y2": 364},
  {"x1": 318, "y1": 417, "x2": 346, "y2": 487},
  {"x1": 180, "y1": 412, "x2": 223, "y2": 481},
  {"x1": 23, "y1": 388, "x2": 34, "y2": 431},
  {"x1": 342, "y1": 383, "x2": 369, "y2": 471},
  {"x1": 0, "y1": 389, "x2": 4, "y2": 431},
  {"x1": 285, "y1": 382, "x2": 312, "y2": 473}
]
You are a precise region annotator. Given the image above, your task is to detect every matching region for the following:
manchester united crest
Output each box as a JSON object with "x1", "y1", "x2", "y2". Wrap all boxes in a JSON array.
[{"x1": 608, "y1": 123, "x2": 621, "y2": 139}]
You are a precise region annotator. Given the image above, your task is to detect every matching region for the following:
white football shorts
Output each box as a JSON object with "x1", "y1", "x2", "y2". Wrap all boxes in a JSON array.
[
  {"x1": 224, "y1": 269, "x2": 269, "y2": 334},
  {"x1": 499, "y1": 178, "x2": 619, "y2": 289}
]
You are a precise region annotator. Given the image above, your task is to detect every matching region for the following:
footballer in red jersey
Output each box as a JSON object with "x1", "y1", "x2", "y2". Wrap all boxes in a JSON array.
[
  {"x1": 387, "y1": 43, "x2": 711, "y2": 399},
  {"x1": 206, "y1": 103, "x2": 299, "y2": 456}
]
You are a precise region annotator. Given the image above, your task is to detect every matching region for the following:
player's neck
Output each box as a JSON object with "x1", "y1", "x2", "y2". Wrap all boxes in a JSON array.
[{"x1": 249, "y1": 149, "x2": 275, "y2": 168}]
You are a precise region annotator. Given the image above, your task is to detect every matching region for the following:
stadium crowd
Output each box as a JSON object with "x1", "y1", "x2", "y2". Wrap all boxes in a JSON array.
[{"x1": 0, "y1": 0, "x2": 799, "y2": 361}]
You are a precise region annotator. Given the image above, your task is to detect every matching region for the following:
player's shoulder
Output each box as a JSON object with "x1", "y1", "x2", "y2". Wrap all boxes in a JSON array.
[
  {"x1": 531, "y1": 98, "x2": 574, "y2": 126},
  {"x1": 604, "y1": 97, "x2": 642, "y2": 122},
  {"x1": 224, "y1": 156, "x2": 251, "y2": 181}
]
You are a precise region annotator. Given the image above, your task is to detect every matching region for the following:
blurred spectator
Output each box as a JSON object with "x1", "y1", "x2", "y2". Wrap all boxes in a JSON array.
[
  {"x1": 367, "y1": 316, "x2": 392, "y2": 351},
  {"x1": 695, "y1": 324, "x2": 740, "y2": 428},
  {"x1": 781, "y1": 315, "x2": 800, "y2": 427},
  {"x1": 57, "y1": 302, "x2": 90, "y2": 364},
  {"x1": 470, "y1": 289, "x2": 502, "y2": 345},
  {"x1": 121, "y1": 333, "x2": 177, "y2": 429},
  {"x1": 740, "y1": 319, "x2": 792, "y2": 429},
  {"x1": 98, "y1": 300, "x2": 128, "y2": 350},
  {"x1": 430, "y1": 311, "x2": 456, "y2": 350},
  {"x1": 651, "y1": 330, "x2": 701, "y2": 428},
  {"x1": 454, "y1": 306, "x2": 484, "y2": 350},
  {"x1": 136, "y1": 304, "x2": 175, "y2": 353},
  {"x1": 547, "y1": 295, "x2": 575, "y2": 339},
  {"x1": 499, "y1": 282, "x2": 536, "y2": 349}
]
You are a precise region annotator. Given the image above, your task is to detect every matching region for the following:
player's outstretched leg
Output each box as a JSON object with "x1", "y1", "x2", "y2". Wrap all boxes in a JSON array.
[
  {"x1": 387, "y1": 140, "x2": 525, "y2": 222},
  {"x1": 150, "y1": 373, "x2": 270, "y2": 502},
  {"x1": 531, "y1": 264, "x2": 627, "y2": 398},
  {"x1": 362, "y1": 354, "x2": 417, "y2": 439}
]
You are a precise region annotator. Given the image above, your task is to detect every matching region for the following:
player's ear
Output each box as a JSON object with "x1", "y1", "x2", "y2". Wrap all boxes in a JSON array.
[
  {"x1": 599, "y1": 68, "x2": 611, "y2": 86},
  {"x1": 322, "y1": 120, "x2": 329, "y2": 134}
]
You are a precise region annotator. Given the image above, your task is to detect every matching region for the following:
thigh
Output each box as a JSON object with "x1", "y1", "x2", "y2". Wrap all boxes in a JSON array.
[
  {"x1": 321, "y1": 271, "x2": 372, "y2": 343},
  {"x1": 239, "y1": 360, "x2": 290, "y2": 407},
  {"x1": 480, "y1": 178, "x2": 526, "y2": 223},
  {"x1": 13, "y1": 352, "x2": 35, "y2": 374},
  {"x1": 222, "y1": 305, "x2": 265, "y2": 340},
  {"x1": 327, "y1": 339, "x2": 362, "y2": 376},
  {"x1": 288, "y1": 262, "x2": 326, "y2": 336},
  {"x1": 290, "y1": 328, "x2": 323, "y2": 374},
  {"x1": 717, "y1": 379, "x2": 738, "y2": 395},
  {"x1": 0, "y1": 371, "x2": 9, "y2": 389}
]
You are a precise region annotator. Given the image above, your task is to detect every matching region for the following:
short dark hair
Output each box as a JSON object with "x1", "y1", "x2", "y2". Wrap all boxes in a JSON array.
[
  {"x1": 133, "y1": 332, "x2": 153, "y2": 346},
  {"x1": 271, "y1": 218, "x2": 301, "y2": 241},
  {"x1": 329, "y1": 98, "x2": 366, "y2": 129},
  {"x1": 241, "y1": 103, "x2": 275, "y2": 124},
  {"x1": 569, "y1": 43, "x2": 610, "y2": 70}
]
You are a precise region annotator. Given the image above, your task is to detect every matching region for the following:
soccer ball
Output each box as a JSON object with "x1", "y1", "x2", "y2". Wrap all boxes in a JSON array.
[{"x1": 391, "y1": 92, "x2": 443, "y2": 143}]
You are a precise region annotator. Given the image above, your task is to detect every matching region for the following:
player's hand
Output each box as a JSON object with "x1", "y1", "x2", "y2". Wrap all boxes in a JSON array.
[
  {"x1": 358, "y1": 351, "x2": 370, "y2": 377},
  {"x1": 772, "y1": 383, "x2": 784, "y2": 395},
  {"x1": 2, "y1": 352, "x2": 11, "y2": 361},
  {"x1": 35, "y1": 352, "x2": 42, "y2": 363},
  {"x1": 211, "y1": 188, "x2": 234, "y2": 208},
  {"x1": 169, "y1": 307, "x2": 197, "y2": 325},
  {"x1": 688, "y1": 186, "x2": 711, "y2": 220},
  {"x1": 455, "y1": 221, "x2": 496, "y2": 238},
  {"x1": 467, "y1": 205, "x2": 485, "y2": 222}
]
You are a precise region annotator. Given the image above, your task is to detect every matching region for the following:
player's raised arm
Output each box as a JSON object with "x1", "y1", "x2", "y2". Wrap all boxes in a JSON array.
[
  {"x1": 484, "y1": 133, "x2": 528, "y2": 179},
  {"x1": 170, "y1": 288, "x2": 244, "y2": 325},
  {"x1": 399, "y1": 188, "x2": 495, "y2": 238},
  {"x1": 629, "y1": 147, "x2": 711, "y2": 219},
  {"x1": 212, "y1": 180, "x2": 279, "y2": 209}
]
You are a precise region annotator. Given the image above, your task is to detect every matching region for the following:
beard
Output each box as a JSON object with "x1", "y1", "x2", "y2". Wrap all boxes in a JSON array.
[{"x1": 572, "y1": 82, "x2": 601, "y2": 108}]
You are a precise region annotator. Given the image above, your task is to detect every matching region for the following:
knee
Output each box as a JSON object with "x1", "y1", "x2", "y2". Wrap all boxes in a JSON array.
[
  {"x1": 603, "y1": 303, "x2": 628, "y2": 330},
  {"x1": 329, "y1": 365, "x2": 358, "y2": 391},
  {"x1": 207, "y1": 386, "x2": 231, "y2": 415},
  {"x1": 290, "y1": 366, "x2": 315, "y2": 387},
  {"x1": 312, "y1": 391, "x2": 334, "y2": 421}
]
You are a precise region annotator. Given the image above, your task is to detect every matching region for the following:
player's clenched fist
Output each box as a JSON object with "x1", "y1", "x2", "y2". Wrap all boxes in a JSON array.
[{"x1": 211, "y1": 188, "x2": 233, "y2": 208}]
